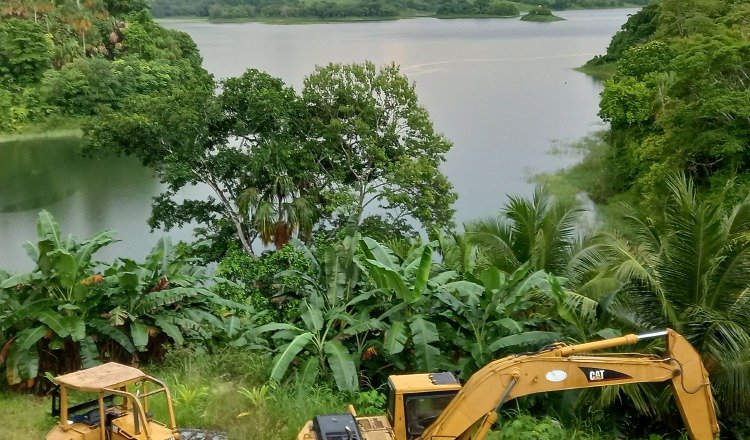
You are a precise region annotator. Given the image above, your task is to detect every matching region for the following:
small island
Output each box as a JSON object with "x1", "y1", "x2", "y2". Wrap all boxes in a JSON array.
[{"x1": 520, "y1": 5, "x2": 565, "y2": 22}]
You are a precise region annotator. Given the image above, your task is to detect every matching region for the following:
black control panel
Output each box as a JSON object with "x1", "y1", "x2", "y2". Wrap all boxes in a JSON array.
[{"x1": 313, "y1": 414, "x2": 364, "y2": 440}]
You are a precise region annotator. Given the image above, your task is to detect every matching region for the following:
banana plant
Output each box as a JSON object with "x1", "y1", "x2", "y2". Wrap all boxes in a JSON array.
[
  {"x1": 269, "y1": 290, "x2": 372, "y2": 392},
  {"x1": 0, "y1": 211, "x2": 118, "y2": 385},
  {"x1": 100, "y1": 237, "x2": 247, "y2": 353},
  {"x1": 0, "y1": 211, "x2": 246, "y2": 386},
  {"x1": 269, "y1": 234, "x2": 380, "y2": 392},
  {"x1": 359, "y1": 237, "x2": 451, "y2": 372},
  {"x1": 284, "y1": 232, "x2": 361, "y2": 309},
  {"x1": 437, "y1": 265, "x2": 564, "y2": 375}
]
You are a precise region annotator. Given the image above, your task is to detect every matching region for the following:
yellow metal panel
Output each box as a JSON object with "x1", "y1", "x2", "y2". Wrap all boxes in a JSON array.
[
  {"x1": 356, "y1": 416, "x2": 395, "y2": 440},
  {"x1": 46, "y1": 423, "x2": 100, "y2": 440},
  {"x1": 111, "y1": 417, "x2": 178, "y2": 440},
  {"x1": 387, "y1": 374, "x2": 461, "y2": 394}
]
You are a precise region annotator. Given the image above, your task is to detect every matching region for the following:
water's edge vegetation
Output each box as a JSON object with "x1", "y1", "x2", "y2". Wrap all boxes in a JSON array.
[{"x1": 1, "y1": 0, "x2": 749, "y2": 439}]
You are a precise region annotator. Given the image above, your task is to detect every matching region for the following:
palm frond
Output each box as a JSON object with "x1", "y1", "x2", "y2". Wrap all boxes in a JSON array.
[{"x1": 464, "y1": 217, "x2": 519, "y2": 271}]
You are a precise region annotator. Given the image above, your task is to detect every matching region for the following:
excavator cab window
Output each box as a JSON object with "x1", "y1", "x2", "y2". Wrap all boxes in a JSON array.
[{"x1": 404, "y1": 392, "x2": 457, "y2": 439}]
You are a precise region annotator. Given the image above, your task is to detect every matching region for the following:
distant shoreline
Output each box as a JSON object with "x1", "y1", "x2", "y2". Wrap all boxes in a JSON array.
[{"x1": 156, "y1": 6, "x2": 641, "y2": 25}]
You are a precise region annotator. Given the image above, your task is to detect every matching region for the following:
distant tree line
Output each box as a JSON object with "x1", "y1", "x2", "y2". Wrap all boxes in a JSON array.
[
  {"x1": 148, "y1": 0, "x2": 647, "y2": 20},
  {"x1": 435, "y1": 0, "x2": 518, "y2": 17}
]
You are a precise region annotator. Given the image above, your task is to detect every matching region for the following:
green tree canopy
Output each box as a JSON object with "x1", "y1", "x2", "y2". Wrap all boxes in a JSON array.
[
  {"x1": 303, "y1": 62, "x2": 457, "y2": 232},
  {"x1": 584, "y1": 0, "x2": 750, "y2": 207},
  {"x1": 0, "y1": 18, "x2": 53, "y2": 86},
  {"x1": 85, "y1": 63, "x2": 457, "y2": 256}
]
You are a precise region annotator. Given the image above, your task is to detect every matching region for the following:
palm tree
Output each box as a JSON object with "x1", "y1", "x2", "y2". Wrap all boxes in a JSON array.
[
  {"x1": 463, "y1": 188, "x2": 626, "y2": 340},
  {"x1": 71, "y1": 16, "x2": 91, "y2": 54},
  {"x1": 591, "y1": 174, "x2": 750, "y2": 416},
  {"x1": 464, "y1": 186, "x2": 584, "y2": 274},
  {"x1": 238, "y1": 173, "x2": 314, "y2": 249}
]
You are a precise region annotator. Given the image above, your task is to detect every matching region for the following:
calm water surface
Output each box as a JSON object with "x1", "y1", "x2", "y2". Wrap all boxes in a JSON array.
[{"x1": 0, "y1": 9, "x2": 635, "y2": 270}]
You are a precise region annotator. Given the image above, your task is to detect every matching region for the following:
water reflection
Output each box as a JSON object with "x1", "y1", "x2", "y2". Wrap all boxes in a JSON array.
[{"x1": 0, "y1": 137, "x2": 169, "y2": 270}]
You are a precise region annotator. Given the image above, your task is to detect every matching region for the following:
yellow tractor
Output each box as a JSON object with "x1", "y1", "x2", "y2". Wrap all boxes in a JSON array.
[
  {"x1": 46, "y1": 362, "x2": 222, "y2": 440},
  {"x1": 297, "y1": 329, "x2": 720, "y2": 440}
]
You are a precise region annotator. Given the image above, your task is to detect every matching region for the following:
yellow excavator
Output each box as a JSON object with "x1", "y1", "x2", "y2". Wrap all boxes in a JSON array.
[{"x1": 296, "y1": 329, "x2": 720, "y2": 440}]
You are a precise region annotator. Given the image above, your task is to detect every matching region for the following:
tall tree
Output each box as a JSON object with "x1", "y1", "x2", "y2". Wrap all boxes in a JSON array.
[
  {"x1": 84, "y1": 68, "x2": 307, "y2": 256},
  {"x1": 303, "y1": 62, "x2": 457, "y2": 232}
]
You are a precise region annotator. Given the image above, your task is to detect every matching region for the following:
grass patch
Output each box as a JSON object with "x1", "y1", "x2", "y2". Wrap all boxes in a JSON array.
[
  {"x1": 0, "y1": 128, "x2": 82, "y2": 144},
  {"x1": 532, "y1": 132, "x2": 639, "y2": 230},
  {"x1": 0, "y1": 393, "x2": 52, "y2": 439},
  {"x1": 489, "y1": 412, "x2": 608, "y2": 440},
  {"x1": 142, "y1": 348, "x2": 352, "y2": 438},
  {"x1": 532, "y1": 132, "x2": 608, "y2": 198},
  {"x1": 575, "y1": 62, "x2": 617, "y2": 81}
]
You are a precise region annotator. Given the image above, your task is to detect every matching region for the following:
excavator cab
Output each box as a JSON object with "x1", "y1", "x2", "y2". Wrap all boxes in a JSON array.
[{"x1": 387, "y1": 372, "x2": 461, "y2": 440}]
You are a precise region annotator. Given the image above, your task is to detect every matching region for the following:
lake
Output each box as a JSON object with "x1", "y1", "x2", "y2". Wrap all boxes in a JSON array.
[{"x1": 0, "y1": 9, "x2": 636, "y2": 270}]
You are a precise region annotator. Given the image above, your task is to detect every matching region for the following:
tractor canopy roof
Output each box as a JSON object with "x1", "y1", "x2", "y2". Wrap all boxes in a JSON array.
[{"x1": 53, "y1": 362, "x2": 147, "y2": 392}]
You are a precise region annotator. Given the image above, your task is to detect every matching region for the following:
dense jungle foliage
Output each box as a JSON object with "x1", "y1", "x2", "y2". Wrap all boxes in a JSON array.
[
  {"x1": 580, "y1": 0, "x2": 750, "y2": 210},
  {"x1": 0, "y1": 0, "x2": 204, "y2": 133},
  {"x1": 2, "y1": 0, "x2": 750, "y2": 438}
]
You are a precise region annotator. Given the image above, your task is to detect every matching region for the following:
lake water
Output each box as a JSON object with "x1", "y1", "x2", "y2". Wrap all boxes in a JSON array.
[{"x1": 0, "y1": 9, "x2": 636, "y2": 270}]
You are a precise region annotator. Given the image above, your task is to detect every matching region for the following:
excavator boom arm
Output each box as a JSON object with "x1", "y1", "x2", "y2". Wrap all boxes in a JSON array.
[{"x1": 419, "y1": 329, "x2": 718, "y2": 440}]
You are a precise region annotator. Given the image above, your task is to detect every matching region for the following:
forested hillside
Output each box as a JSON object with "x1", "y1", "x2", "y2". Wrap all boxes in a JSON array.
[
  {"x1": 580, "y1": 0, "x2": 750, "y2": 209},
  {"x1": 0, "y1": 0, "x2": 208, "y2": 133}
]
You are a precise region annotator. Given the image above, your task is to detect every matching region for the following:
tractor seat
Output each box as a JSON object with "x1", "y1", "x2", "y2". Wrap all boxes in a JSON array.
[
  {"x1": 70, "y1": 408, "x2": 126, "y2": 427},
  {"x1": 70, "y1": 408, "x2": 102, "y2": 427}
]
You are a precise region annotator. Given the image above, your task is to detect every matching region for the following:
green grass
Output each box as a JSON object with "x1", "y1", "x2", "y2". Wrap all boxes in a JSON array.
[
  {"x1": 489, "y1": 412, "x2": 608, "y2": 440},
  {"x1": 532, "y1": 132, "x2": 608, "y2": 196},
  {"x1": 133, "y1": 348, "x2": 351, "y2": 438},
  {"x1": 575, "y1": 62, "x2": 617, "y2": 81},
  {"x1": 531, "y1": 132, "x2": 643, "y2": 231},
  {"x1": 0, "y1": 393, "x2": 53, "y2": 439},
  {"x1": 0, "y1": 128, "x2": 82, "y2": 144}
]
